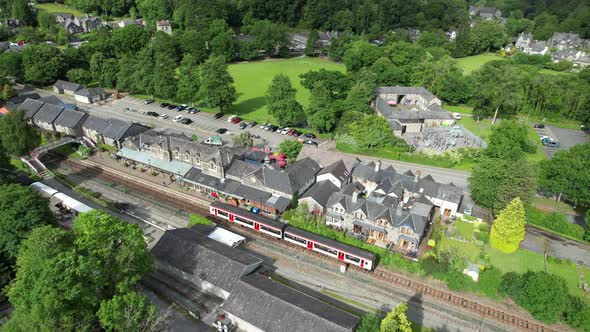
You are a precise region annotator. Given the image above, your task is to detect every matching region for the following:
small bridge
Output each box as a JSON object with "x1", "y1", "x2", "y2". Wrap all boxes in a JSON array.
[{"x1": 22, "y1": 137, "x2": 82, "y2": 176}]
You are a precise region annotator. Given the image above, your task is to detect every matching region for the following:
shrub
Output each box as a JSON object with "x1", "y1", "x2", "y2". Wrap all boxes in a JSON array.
[
  {"x1": 525, "y1": 206, "x2": 585, "y2": 242},
  {"x1": 356, "y1": 314, "x2": 382, "y2": 332},
  {"x1": 563, "y1": 296, "x2": 590, "y2": 331},
  {"x1": 445, "y1": 270, "x2": 475, "y2": 291},
  {"x1": 475, "y1": 231, "x2": 489, "y2": 244},
  {"x1": 188, "y1": 214, "x2": 214, "y2": 227},
  {"x1": 499, "y1": 272, "x2": 522, "y2": 297},
  {"x1": 477, "y1": 267, "x2": 503, "y2": 299}
]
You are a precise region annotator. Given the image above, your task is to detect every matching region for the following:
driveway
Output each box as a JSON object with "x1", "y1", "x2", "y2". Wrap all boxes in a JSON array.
[{"x1": 520, "y1": 225, "x2": 590, "y2": 267}]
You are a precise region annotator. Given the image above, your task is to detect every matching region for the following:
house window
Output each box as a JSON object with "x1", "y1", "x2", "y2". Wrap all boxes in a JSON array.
[
  {"x1": 353, "y1": 225, "x2": 362, "y2": 233},
  {"x1": 326, "y1": 216, "x2": 332, "y2": 223},
  {"x1": 400, "y1": 226, "x2": 411, "y2": 234},
  {"x1": 355, "y1": 212, "x2": 363, "y2": 219}
]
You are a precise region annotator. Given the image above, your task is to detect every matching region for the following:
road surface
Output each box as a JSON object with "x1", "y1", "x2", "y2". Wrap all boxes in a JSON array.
[{"x1": 520, "y1": 225, "x2": 590, "y2": 267}]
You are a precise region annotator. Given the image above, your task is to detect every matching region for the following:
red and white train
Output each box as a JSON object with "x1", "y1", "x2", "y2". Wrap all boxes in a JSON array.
[{"x1": 209, "y1": 201, "x2": 376, "y2": 271}]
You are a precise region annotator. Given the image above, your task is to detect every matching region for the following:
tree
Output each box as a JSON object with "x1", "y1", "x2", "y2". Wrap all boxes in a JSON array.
[
  {"x1": 539, "y1": 143, "x2": 590, "y2": 206},
  {"x1": 152, "y1": 54, "x2": 177, "y2": 99},
  {"x1": 0, "y1": 184, "x2": 56, "y2": 259},
  {"x1": 380, "y1": 303, "x2": 412, "y2": 332},
  {"x1": 111, "y1": 25, "x2": 151, "y2": 57},
  {"x1": 279, "y1": 140, "x2": 303, "y2": 160},
  {"x1": 468, "y1": 157, "x2": 535, "y2": 215},
  {"x1": 0, "y1": 52, "x2": 22, "y2": 81},
  {"x1": 21, "y1": 44, "x2": 65, "y2": 85},
  {"x1": 486, "y1": 121, "x2": 536, "y2": 160},
  {"x1": 0, "y1": 110, "x2": 41, "y2": 156},
  {"x1": 98, "y1": 291, "x2": 161, "y2": 332},
  {"x1": 232, "y1": 131, "x2": 254, "y2": 148},
  {"x1": 5, "y1": 211, "x2": 154, "y2": 330},
  {"x1": 176, "y1": 54, "x2": 200, "y2": 103},
  {"x1": 243, "y1": 19, "x2": 288, "y2": 56},
  {"x1": 356, "y1": 314, "x2": 382, "y2": 332},
  {"x1": 300, "y1": 69, "x2": 351, "y2": 101},
  {"x1": 305, "y1": 30, "x2": 320, "y2": 56},
  {"x1": 10, "y1": 0, "x2": 34, "y2": 25},
  {"x1": 489, "y1": 197, "x2": 526, "y2": 253},
  {"x1": 67, "y1": 68, "x2": 93, "y2": 85},
  {"x1": 345, "y1": 115, "x2": 407, "y2": 150},
  {"x1": 2, "y1": 83, "x2": 17, "y2": 100},
  {"x1": 198, "y1": 55, "x2": 236, "y2": 112},
  {"x1": 266, "y1": 74, "x2": 303, "y2": 126}
]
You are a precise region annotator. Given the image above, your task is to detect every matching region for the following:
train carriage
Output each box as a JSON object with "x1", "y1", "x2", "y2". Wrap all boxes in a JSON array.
[
  {"x1": 283, "y1": 226, "x2": 375, "y2": 270},
  {"x1": 210, "y1": 201, "x2": 285, "y2": 239}
]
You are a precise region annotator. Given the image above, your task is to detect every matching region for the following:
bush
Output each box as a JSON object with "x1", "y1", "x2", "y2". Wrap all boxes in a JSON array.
[
  {"x1": 525, "y1": 206, "x2": 585, "y2": 242},
  {"x1": 499, "y1": 272, "x2": 522, "y2": 297},
  {"x1": 563, "y1": 296, "x2": 590, "y2": 331},
  {"x1": 477, "y1": 266, "x2": 502, "y2": 299},
  {"x1": 475, "y1": 231, "x2": 489, "y2": 244},
  {"x1": 188, "y1": 214, "x2": 214, "y2": 227},
  {"x1": 445, "y1": 270, "x2": 475, "y2": 291},
  {"x1": 356, "y1": 314, "x2": 382, "y2": 332}
]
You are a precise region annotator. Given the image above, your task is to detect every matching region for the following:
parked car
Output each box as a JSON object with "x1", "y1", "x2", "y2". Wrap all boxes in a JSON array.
[
  {"x1": 239, "y1": 122, "x2": 247, "y2": 129},
  {"x1": 259, "y1": 123, "x2": 268, "y2": 130},
  {"x1": 160, "y1": 103, "x2": 169, "y2": 108},
  {"x1": 452, "y1": 113, "x2": 461, "y2": 120},
  {"x1": 303, "y1": 139, "x2": 318, "y2": 146},
  {"x1": 146, "y1": 111, "x2": 159, "y2": 117},
  {"x1": 533, "y1": 123, "x2": 545, "y2": 129},
  {"x1": 180, "y1": 118, "x2": 193, "y2": 125},
  {"x1": 216, "y1": 128, "x2": 228, "y2": 134},
  {"x1": 173, "y1": 115, "x2": 183, "y2": 122},
  {"x1": 227, "y1": 115, "x2": 237, "y2": 122},
  {"x1": 231, "y1": 116, "x2": 242, "y2": 124},
  {"x1": 144, "y1": 98, "x2": 155, "y2": 104},
  {"x1": 280, "y1": 127, "x2": 290, "y2": 135},
  {"x1": 268, "y1": 125, "x2": 278, "y2": 132},
  {"x1": 214, "y1": 112, "x2": 225, "y2": 119},
  {"x1": 303, "y1": 133, "x2": 316, "y2": 139},
  {"x1": 187, "y1": 107, "x2": 199, "y2": 114},
  {"x1": 287, "y1": 129, "x2": 300, "y2": 136},
  {"x1": 464, "y1": 206, "x2": 473, "y2": 216},
  {"x1": 545, "y1": 141, "x2": 560, "y2": 148},
  {"x1": 160, "y1": 114, "x2": 169, "y2": 119},
  {"x1": 167, "y1": 104, "x2": 177, "y2": 110},
  {"x1": 248, "y1": 121, "x2": 258, "y2": 128}
]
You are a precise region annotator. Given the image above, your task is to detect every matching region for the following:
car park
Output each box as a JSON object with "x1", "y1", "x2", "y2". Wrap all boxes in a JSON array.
[
  {"x1": 288, "y1": 129, "x2": 300, "y2": 136},
  {"x1": 160, "y1": 114, "x2": 169, "y2": 119},
  {"x1": 160, "y1": 103, "x2": 169, "y2": 108},
  {"x1": 280, "y1": 127, "x2": 290, "y2": 135},
  {"x1": 545, "y1": 141, "x2": 560, "y2": 148},
  {"x1": 173, "y1": 115, "x2": 183, "y2": 122},
  {"x1": 231, "y1": 116, "x2": 242, "y2": 124},
  {"x1": 216, "y1": 128, "x2": 228, "y2": 134},
  {"x1": 144, "y1": 98, "x2": 155, "y2": 104},
  {"x1": 214, "y1": 112, "x2": 225, "y2": 119},
  {"x1": 303, "y1": 133, "x2": 316, "y2": 139},
  {"x1": 187, "y1": 107, "x2": 199, "y2": 114},
  {"x1": 269, "y1": 125, "x2": 279, "y2": 132},
  {"x1": 452, "y1": 113, "x2": 461, "y2": 120},
  {"x1": 176, "y1": 105, "x2": 187, "y2": 111},
  {"x1": 239, "y1": 122, "x2": 247, "y2": 129},
  {"x1": 259, "y1": 123, "x2": 268, "y2": 130},
  {"x1": 248, "y1": 121, "x2": 258, "y2": 128},
  {"x1": 146, "y1": 111, "x2": 159, "y2": 117}
]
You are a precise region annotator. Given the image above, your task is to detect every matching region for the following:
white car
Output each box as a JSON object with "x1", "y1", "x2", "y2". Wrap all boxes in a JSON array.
[
  {"x1": 227, "y1": 115, "x2": 237, "y2": 123},
  {"x1": 452, "y1": 113, "x2": 462, "y2": 120},
  {"x1": 173, "y1": 115, "x2": 183, "y2": 122},
  {"x1": 259, "y1": 123, "x2": 267, "y2": 130},
  {"x1": 280, "y1": 127, "x2": 291, "y2": 135},
  {"x1": 160, "y1": 114, "x2": 169, "y2": 119}
]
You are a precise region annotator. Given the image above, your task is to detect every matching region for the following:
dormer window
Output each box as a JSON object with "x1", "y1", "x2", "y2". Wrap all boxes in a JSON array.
[{"x1": 400, "y1": 226, "x2": 411, "y2": 234}]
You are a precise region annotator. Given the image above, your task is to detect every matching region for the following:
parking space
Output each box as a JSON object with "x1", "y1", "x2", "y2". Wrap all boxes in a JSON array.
[{"x1": 548, "y1": 125, "x2": 590, "y2": 150}]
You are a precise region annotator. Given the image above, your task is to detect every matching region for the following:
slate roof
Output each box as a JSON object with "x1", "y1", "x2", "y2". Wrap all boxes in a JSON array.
[
  {"x1": 75, "y1": 87, "x2": 105, "y2": 97},
  {"x1": 376, "y1": 86, "x2": 438, "y2": 102},
  {"x1": 317, "y1": 160, "x2": 349, "y2": 184},
  {"x1": 102, "y1": 119, "x2": 148, "y2": 141},
  {"x1": 53, "y1": 80, "x2": 82, "y2": 92},
  {"x1": 169, "y1": 134, "x2": 242, "y2": 168},
  {"x1": 300, "y1": 180, "x2": 339, "y2": 209},
  {"x1": 33, "y1": 103, "x2": 64, "y2": 124},
  {"x1": 39, "y1": 95, "x2": 64, "y2": 105},
  {"x1": 7, "y1": 93, "x2": 41, "y2": 107},
  {"x1": 223, "y1": 273, "x2": 359, "y2": 332},
  {"x1": 375, "y1": 97, "x2": 453, "y2": 121},
  {"x1": 151, "y1": 228, "x2": 262, "y2": 292},
  {"x1": 263, "y1": 158, "x2": 321, "y2": 195},
  {"x1": 53, "y1": 109, "x2": 88, "y2": 128},
  {"x1": 226, "y1": 159, "x2": 262, "y2": 179},
  {"x1": 82, "y1": 115, "x2": 109, "y2": 132},
  {"x1": 19, "y1": 98, "x2": 44, "y2": 118}
]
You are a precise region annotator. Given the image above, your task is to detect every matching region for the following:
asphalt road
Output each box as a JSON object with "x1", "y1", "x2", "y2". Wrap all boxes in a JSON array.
[
  {"x1": 520, "y1": 225, "x2": 590, "y2": 267},
  {"x1": 548, "y1": 126, "x2": 589, "y2": 150}
]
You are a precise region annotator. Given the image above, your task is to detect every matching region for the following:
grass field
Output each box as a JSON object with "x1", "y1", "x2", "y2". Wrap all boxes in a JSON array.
[
  {"x1": 36, "y1": 3, "x2": 84, "y2": 16},
  {"x1": 439, "y1": 237, "x2": 590, "y2": 298},
  {"x1": 227, "y1": 57, "x2": 345, "y2": 123},
  {"x1": 444, "y1": 104, "x2": 474, "y2": 115},
  {"x1": 455, "y1": 53, "x2": 505, "y2": 74}
]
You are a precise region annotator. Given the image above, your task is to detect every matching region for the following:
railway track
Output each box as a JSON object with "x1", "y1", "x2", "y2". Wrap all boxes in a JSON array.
[{"x1": 47, "y1": 156, "x2": 559, "y2": 332}]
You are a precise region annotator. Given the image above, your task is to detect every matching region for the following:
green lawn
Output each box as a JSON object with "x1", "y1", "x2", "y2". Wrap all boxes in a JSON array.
[
  {"x1": 531, "y1": 196, "x2": 576, "y2": 214},
  {"x1": 455, "y1": 220, "x2": 475, "y2": 240},
  {"x1": 36, "y1": 3, "x2": 84, "y2": 16},
  {"x1": 439, "y1": 237, "x2": 590, "y2": 298},
  {"x1": 226, "y1": 57, "x2": 345, "y2": 123},
  {"x1": 444, "y1": 104, "x2": 474, "y2": 115},
  {"x1": 455, "y1": 54, "x2": 505, "y2": 74}
]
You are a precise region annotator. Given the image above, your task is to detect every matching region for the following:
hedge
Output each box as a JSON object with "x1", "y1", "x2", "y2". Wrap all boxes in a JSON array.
[{"x1": 525, "y1": 206, "x2": 586, "y2": 242}]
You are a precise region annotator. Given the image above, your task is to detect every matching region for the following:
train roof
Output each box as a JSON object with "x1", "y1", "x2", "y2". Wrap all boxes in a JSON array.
[
  {"x1": 210, "y1": 201, "x2": 286, "y2": 230},
  {"x1": 30, "y1": 182, "x2": 58, "y2": 197},
  {"x1": 284, "y1": 226, "x2": 376, "y2": 261}
]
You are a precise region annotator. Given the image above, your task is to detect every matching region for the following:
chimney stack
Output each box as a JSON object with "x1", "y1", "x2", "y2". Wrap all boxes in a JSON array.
[
  {"x1": 375, "y1": 160, "x2": 381, "y2": 172},
  {"x1": 414, "y1": 170, "x2": 421, "y2": 182},
  {"x1": 352, "y1": 191, "x2": 359, "y2": 203}
]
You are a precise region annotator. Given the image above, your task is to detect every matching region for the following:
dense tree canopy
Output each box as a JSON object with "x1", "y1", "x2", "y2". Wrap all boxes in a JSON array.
[
  {"x1": 198, "y1": 55, "x2": 236, "y2": 112},
  {"x1": 0, "y1": 110, "x2": 41, "y2": 156},
  {"x1": 266, "y1": 74, "x2": 303, "y2": 126},
  {"x1": 5, "y1": 211, "x2": 154, "y2": 331},
  {"x1": 21, "y1": 44, "x2": 66, "y2": 86},
  {"x1": 380, "y1": 303, "x2": 412, "y2": 332}
]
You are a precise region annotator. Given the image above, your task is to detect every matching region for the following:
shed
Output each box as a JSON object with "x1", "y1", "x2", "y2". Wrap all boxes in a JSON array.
[{"x1": 207, "y1": 227, "x2": 246, "y2": 247}]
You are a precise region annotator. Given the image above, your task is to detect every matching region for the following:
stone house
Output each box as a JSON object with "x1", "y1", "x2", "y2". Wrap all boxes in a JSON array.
[
  {"x1": 74, "y1": 87, "x2": 108, "y2": 104},
  {"x1": 53, "y1": 80, "x2": 82, "y2": 96},
  {"x1": 53, "y1": 109, "x2": 88, "y2": 136},
  {"x1": 156, "y1": 20, "x2": 172, "y2": 35},
  {"x1": 469, "y1": 6, "x2": 502, "y2": 20},
  {"x1": 32, "y1": 103, "x2": 64, "y2": 132},
  {"x1": 548, "y1": 32, "x2": 583, "y2": 50}
]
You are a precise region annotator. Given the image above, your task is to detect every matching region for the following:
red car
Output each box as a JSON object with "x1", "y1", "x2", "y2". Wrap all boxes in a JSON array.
[
  {"x1": 231, "y1": 117, "x2": 242, "y2": 124},
  {"x1": 287, "y1": 129, "x2": 297, "y2": 136}
]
